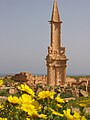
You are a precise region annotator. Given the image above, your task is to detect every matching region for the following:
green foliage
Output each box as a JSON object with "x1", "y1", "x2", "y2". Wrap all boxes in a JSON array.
[
  {"x1": 60, "y1": 91, "x2": 73, "y2": 98},
  {"x1": 0, "y1": 89, "x2": 9, "y2": 96},
  {"x1": 0, "y1": 101, "x2": 27, "y2": 120}
]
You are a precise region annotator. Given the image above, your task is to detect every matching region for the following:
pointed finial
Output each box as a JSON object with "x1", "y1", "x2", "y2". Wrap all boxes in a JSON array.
[{"x1": 51, "y1": 0, "x2": 60, "y2": 22}]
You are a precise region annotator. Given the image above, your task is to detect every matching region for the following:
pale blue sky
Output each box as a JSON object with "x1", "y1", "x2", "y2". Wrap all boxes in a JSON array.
[{"x1": 0, "y1": 0, "x2": 90, "y2": 75}]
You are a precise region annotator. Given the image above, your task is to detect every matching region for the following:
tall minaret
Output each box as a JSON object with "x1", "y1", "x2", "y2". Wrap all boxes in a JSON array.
[{"x1": 46, "y1": 0, "x2": 68, "y2": 86}]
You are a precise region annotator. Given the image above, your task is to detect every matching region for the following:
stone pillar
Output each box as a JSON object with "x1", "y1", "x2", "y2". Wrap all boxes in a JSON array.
[
  {"x1": 47, "y1": 66, "x2": 51, "y2": 85},
  {"x1": 47, "y1": 65, "x2": 55, "y2": 86},
  {"x1": 63, "y1": 67, "x2": 66, "y2": 83},
  {"x1": 55, "y1": 67, "x2": 58, "y2": 86},
  {"x1": 61, "y1": 66, "x2": 66, "y2": 85},
  {"x1": 58, "y1": 67, "x2": 61, "y2": 85},
  {"x1": 55, "y1": 67, "x2": 60, "y2": 86}
]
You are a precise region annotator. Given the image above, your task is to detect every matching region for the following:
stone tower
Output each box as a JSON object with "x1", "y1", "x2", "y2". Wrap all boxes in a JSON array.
[{"x1": 46, "y1": 0, "x2": 68, "y2": 86}]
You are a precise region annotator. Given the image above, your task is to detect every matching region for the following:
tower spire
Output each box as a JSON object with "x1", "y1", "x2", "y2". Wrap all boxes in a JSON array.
[
  {"x1": 46, "y1": 0, "x2": 68, "y2": 86},
  {"x1": 51, "y1": 0, "x2": 60, "y2": 22}
]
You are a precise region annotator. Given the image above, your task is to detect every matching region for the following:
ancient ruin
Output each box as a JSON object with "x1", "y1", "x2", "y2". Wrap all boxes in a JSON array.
[
  {"x1": 46, "y1": 0, "x2": 68, "y2": 86},
  {"x1": 11, "y1": 72, "x2": 47, "y2": 86},
  {"x1": 11, "y1": 72, "x2": 32, "y2": 82}
]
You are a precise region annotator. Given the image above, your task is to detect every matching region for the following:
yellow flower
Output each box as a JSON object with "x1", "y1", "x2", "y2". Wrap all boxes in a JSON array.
[
  {"x1": 26, "y1": 118, "x2": 31, "y2": 120},
  {"x1": 0, "y1": 118, "x2": 7, "y2": 120},
  {"x1": 49, "y1": 108, "x2": 64, "y2": 117},
  {"x1": 79, "y1": 103, "x2": 86, "y2": 107},
  {"x1": 73, "y1": 111, "x2": 81, "y2": 119},
  {"x1": 81, "y1": 116, "x2": 87, "y2": 120},
  {"x1": 73, "y1": 112, "x2": 86, "y2": 120},
  {"x1": 56, "y1": 104, "x2": 62, "y2": 108},
  {"x1": 63, "y1": 109, "x2": 86, "y2": 120},
  {"x1": 21, "y1": 104, "x2": 38, "y2": 117},
  {"x1": 55, "y1": 96, "x2": 65, "y2": 103},
  {"x1": 38, "y1": 91, "x2": 55, "y2": 99},
  {"x1": 63, "y1": 109, "x2": 73, "y2": 120},
  {"x1": 52, "y1": 110, "x2": 64, "y2": 117},
  {"x1": 39, "y1": 114, "x2": 47, "y2": 119},
  {"x1": 0, "y1": 80, "x2": 3, "y2": 87},
  {"x1": 18, "y1": 94, "x2": 34, "y2": 104},
  {"x1": 8, "y1": 96, "x2": 19, "y2": 104},
  {"x1": 0, "y1": 103, "x2": 4, "y2": 109},
  {"x1": 18, "y1": 84, "x2": 35, "y2": 97}
]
